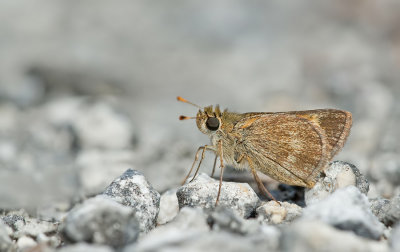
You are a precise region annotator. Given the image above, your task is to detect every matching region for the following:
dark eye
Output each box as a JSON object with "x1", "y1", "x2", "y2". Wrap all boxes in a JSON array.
[{"x1": 206, "y1": 117, "x2": 220, "y2": 131}]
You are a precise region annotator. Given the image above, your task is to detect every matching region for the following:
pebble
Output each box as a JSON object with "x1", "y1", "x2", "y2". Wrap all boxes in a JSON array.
[
  {"x1": 281, "y1": 220, "x2": 388, "y2": 252},
  {"x1": 176, "y1": 173, "x2": 260, "y2": 218},
  {"x1": 102, "y1": 169, "x2": 161, "y2": 233},
  {"x1": 157, "y1": 188, "x2": 179, "y2": 225},
  {"x1": 256, "y1": 201, "x2": 302, "y2": 224},
  {"x1": 62, "y1": 196, "x2": 140, "y2": 248},
  {"x1": 305, "y1": 161, "x2": 369, "y2": 205},
  {"x1": 303, "y1": 186, "x2": 384, "y2": 240}
]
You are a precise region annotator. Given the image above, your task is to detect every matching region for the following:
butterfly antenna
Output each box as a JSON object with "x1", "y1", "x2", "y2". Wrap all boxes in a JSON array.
[
  {"x1": 177, "y1": 96, "x2": 202, "y2": 109},
  {"x1": 179, "y1": 115, "x2": 196, "y2": 120}
]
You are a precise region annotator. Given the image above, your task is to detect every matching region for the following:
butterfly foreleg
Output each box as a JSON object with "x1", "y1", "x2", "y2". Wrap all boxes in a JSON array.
[{"x1": 182, "y1": 145, "x2": 216, "y2": 185}]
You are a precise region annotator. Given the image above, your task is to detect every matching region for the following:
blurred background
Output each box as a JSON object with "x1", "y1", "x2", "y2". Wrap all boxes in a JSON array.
[{"x1": 1, "y1": 0, "x2": 400, "y2": 212}]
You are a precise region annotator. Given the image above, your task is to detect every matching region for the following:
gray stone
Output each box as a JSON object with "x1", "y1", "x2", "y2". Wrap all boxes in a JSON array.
[
  {"x1": 370, "y1": 197, "x2": 392, "y2": 226},
  {"x1": 127, "y1": 207, "x2": 209, "y2": 251},
  {"x1": 57, "y1": 243, "x2": 114, "y2": 252},
  {"x1": 386, "y1": 194, "x2": 400, "y2": 226},
  {"x1": 176, "y1": 173, "x2": 260, "y2": 218},
  {"x1": 256, "y1": 201, "x2": 302, "y2": 225},
  {"x1": 2, "y1": 213, "x2": 58, "y2": 240},
  {"x1": 126, "y1": 207, "x2": 280, "y2": 252},
  {"x1": 157, "y1": 188, "x2": 179, "y2": 225},
  {"x1": 305, "y1": 161, "x2": 369, "y2": 205},
  {"x1": 62, "y1": 196, "x2": 140, "y2": 248},
  {"x1": 102, "y1": 169, "x2": 161, "y2": 233},
  {"x1": 370, "y1": 195, "x2": 400, "y2": 227},
  {"x1": 0, "y1": 220, "x2": 14, "y2": 252},
  {"x1": 303, "y1": 186, "x2": 384, "y2": 240},
  {"x1": 17, "y1": 236, "x2": 37, "y2": 251},
  {"x1": 391, "y1": 223, "x2": 400, "y2": 252},
  {"x1": 207, "y1": 206, "x2": 260, "y2": 235},
  {"x1": 1, "y1": 214, "x2": 26, "y2": 231},
  {"x1": 281, "y1": 220, "x2": 388, "y2": 252}
]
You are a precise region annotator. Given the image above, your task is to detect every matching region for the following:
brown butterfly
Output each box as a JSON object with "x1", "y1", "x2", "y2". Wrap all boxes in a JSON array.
[{"x1": 178, "y1": 96, "x2": 352, "y2": 204}]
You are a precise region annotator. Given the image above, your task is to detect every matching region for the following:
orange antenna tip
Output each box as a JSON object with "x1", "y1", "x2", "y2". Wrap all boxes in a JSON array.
[
  {"x1": 177, "y1": 96, "x2": 187, "y2": 102},
  {"x1": 176, "y1": 96, "x2": 202, "y2": 109},
  {"x1": 179, "y1": 115, "x2": 195, "y2": 120}
]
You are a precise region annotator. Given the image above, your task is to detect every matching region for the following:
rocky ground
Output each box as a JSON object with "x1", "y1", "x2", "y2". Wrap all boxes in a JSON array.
[
  {"x1": 0, "y1": 97, "x2": 399, "y2": 252},
  {"x1": 1, "y1": 1, "x2": 400, "y2": 251}
]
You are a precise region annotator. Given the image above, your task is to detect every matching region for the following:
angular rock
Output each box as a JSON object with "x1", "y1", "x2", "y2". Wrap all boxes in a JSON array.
[
  {"x1": 257, "y1": 201, "x2": 302, "y2": 224},
  {"x1": 207, "y1": 206, "x2": 260, "y2": 235},
  {"x1": 157, "y1": 188, "x2": 179, "y2": 225},
  {"x1": 305, "y1": 161, "x2": 369, "y2": 205},
  {"x1": 176, "y1": 173, "x2": 260, "y2": 218},
  {"x1": 370, "y1": 194, "x2": 400, "y2": 227},
  {"x1": 303, "y1": 186, "x2": 384, "y2": 240},
  {"x1": 386, "y1": 194, "x2": 400, "y2": 226},
  {"x1": 102, "y1": 169, "x2": 161, "y2": 233},
  {"x1": 370, "y1": 197, "x2": 392, "y2": 226},
  {"x1": 58, "y1": 243, "x2": 114, "y2": 252},
  {"x1": 62, "y1": 196, "x2": 140, "y2": 248},
  {"x1": 281, "y1": 220, "x2": 388, "y2": 252},
  {"x1": 1, "y1": 214, "x2": 26, "y2": 231}
]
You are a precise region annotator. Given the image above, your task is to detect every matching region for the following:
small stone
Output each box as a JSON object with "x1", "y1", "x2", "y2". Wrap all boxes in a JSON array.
[
  {"x1": 157, "y1": 188, "x2": 179, "y2": 225},
  {"x1": 176, "y1": 173, "x2": 260, "y2": 218},
  {"x1": 17, "y1": 236, "x2": 37, "y2": 251},
  {"x1": 1, "y1": 214, "x2": 26, "y2": 231},
  {"x1": 127, "y1": 207, "x2": 209, "y2": 251},
  {"x1": 391, "y1": 223, "x2": 400, "y2": 252},
  {"x1": 0, "y1": 221, "x2": 14, "y2": 252},
  {"x1": 386, "y1": 194, "x2": 400, "y2": 226},
  {"x1": 305, "y1": 161, "x2": 369, "y2": 205},
  {"x1": 126, "y1": 207, "x2": 280, "y2": 252},
  {"x1": 303, "y1": 186, "x2": 384, "y2": 240},
  {"x1": 207, "y1": 206, "x2": 260, "y2": 235},
  {"x1": 58, "y1": 243, "x2": 114, "y2": 252},
  {"x1": 62, "y1": 196, "x2": 139, "y2": 248},
  {"x1": 281, "y1": 220, "x2": 388, "y2": 252},
  {"x1": 102, "y1": 169, "x2": 161, "y2": 233},
  {"x1": 257, "y1": 201, "x2": 302, "y2": 224},
  {"x1": 370, "y1": 197, "x2": 392, "y2": 225}
]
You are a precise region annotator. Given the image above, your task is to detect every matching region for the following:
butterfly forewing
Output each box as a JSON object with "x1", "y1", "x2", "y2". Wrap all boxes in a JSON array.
[
  {"x1": 235, "y1": 112, "x2": 339, "y2": 187},
  {"x1": 292, "y1": 109, "x2": 352, "y2": 157}
]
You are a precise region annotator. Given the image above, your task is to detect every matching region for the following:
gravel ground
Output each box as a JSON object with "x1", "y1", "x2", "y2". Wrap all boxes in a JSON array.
[{"x1": 1, "y1": 1, "x2": 400, "y2": 251}]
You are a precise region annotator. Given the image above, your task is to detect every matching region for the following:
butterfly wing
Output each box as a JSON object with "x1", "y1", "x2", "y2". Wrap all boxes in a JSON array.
[
  {"x1": 234, "y1": 109, "x2": 351, "y2": 187},
  {"x1": 292, "y1": 109, "x2": 352, "y2": 157}
]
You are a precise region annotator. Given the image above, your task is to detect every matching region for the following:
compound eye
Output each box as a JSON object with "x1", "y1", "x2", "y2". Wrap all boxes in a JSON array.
[{"x1": 206, "y1": 117, "x2": 220, "y2": 131}]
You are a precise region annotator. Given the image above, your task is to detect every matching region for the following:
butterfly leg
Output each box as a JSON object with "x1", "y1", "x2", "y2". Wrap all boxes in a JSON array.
[
  {"x1": 210, "y1": 154, "x2": 218, "y2": 177},
  {"x1": 246, "y1": 156, "x2": 280, "y2": 204},
  {"x1": 215, "y1": 140, "x2": 225, "y2": 206},
  {"x1": 181, "y1": 145, "x2": 215, "y2": 185},
  {"x1": 189, "y1": 145, "x2": 215, "y2": 182}
]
